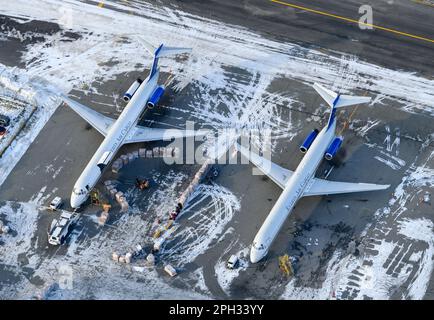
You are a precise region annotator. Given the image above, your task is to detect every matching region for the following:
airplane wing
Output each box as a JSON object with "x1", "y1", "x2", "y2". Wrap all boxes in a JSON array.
[
  {"x1": 64, "y1": 95, "x2": 206, "y2": 144},
  {"x1": 236, "y1": 143, "x2": 293, "y2": 189},
  {"x1": 303, "y1": 177, "x2": 389, "y2": 197},
  {"x1": 235, "y1": 143, "x2": 388, "y2": 194},
  {"x1": 124, "y1": 126, "x2": 205, "y2": 144},
  {"x1": 62, "y1": 95, "x2": 115, "y2": 136}
]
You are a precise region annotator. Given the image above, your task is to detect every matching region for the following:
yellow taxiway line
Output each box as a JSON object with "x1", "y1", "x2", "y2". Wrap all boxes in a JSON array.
[{"x1": 270, "y1": 0, "x2": 434, "y2": 44}]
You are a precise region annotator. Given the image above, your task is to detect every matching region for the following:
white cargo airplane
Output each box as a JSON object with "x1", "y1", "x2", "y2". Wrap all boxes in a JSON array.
[
  {"x1": 62, "y1": 42, "x2": 200, "y2": 209},
  {"x1": 237, "y1": 83, "x2": 390, "y2": 263}
]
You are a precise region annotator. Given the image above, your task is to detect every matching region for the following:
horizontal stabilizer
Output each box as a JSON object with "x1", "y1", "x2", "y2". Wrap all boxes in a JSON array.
[
  {"x1": 313, "y1": 83, "x2": 338, "y2": 107},
  {"x1": 137, "y1": 37, "x2": 156, "y2": 55},
  {"x1": 236, "y1": 143, "x2": 293, "y2": 189},
  {"x1": 313, "y1": 83, "x2": 371, "y2": 108},
  {"x1": 137, "y1": 37, "x2": 191, "y2": 58},
  {"x1": 334, "y1": 95, "x2": 371, "y2": 108},
  {"x1": 303, "y1": 177, "x2": 390, "y2": 197},
  {"x1": 156, "y1": 46, "x2": 192, "y2": 58}
]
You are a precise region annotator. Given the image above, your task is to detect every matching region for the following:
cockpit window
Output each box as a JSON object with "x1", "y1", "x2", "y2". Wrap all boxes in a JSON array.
[
  {"x1": 253, "y1": 242, "x2": 265, "y2": 250},
  {"x1": 73, "y1": 188, "x2": 86, "y2": 196}
]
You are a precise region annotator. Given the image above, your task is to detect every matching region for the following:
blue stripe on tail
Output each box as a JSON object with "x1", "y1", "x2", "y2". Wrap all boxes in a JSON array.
[
  {"x1": 150, "y1": 44, "x2": 164, "y2": 78},
  {"x1": 326, "y1": 94, "x2": 340, "y2": 130}
]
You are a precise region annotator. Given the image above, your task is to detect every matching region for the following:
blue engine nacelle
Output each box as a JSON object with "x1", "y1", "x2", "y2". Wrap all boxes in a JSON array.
[
  {"x1": 300, "y1": 129, "x2": 319, "y2": 153},
  {"x1": 325, "y1": 136, "x2": 343, "y2": 160},
  {"x1": 123, "y1": 78, "x2": 143, "y2": 102},
  {"x1": 147, "y1": 86, "x2": 165, "y2": 108}
]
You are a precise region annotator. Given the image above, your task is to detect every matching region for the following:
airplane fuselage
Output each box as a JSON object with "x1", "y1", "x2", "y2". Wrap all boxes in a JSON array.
[
  {"x1": 250, "y1": 120, "x2": 337, "y2": 263},
  {"x1": 70, "y1": 72, "x2": 159, "y2": 208}
]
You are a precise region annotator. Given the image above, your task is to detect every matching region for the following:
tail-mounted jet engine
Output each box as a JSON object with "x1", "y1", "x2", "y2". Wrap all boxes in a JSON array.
[
  {"x1": 325, "y1": 136, "x2": 343, "y2": 160},
  {"x1": 300, "y1": 129, "x2": 319, "y2": 153},
  {"x1": 123, "y1": 78, "x2": 143, "y2": 102},
  {"x1": 147, "y1": 86, "x2": 165, "y2": 108}
]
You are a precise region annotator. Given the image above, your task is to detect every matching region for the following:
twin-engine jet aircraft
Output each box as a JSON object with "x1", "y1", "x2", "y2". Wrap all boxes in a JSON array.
[
  {"x1": 237, "y1": 83, "x2": 390, "y2": 263},
  {"x1": 62, "y1": 43, "x2": 201, "y2": 209}
]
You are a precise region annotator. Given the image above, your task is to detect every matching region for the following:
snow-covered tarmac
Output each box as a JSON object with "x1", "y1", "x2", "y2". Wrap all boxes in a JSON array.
[{"x1": 0, "y1": 0, "x2": 433, "y2": 299}]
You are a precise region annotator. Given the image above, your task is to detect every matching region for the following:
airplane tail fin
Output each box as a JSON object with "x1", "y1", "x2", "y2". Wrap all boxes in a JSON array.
[
  {"x1": 138, "y1": 37, "x2": 192, "y2": 57},
  {"x1": 155, "y1": 46, "x2": 192, "y2": 58},
  {"x1": 313, "y1": 83, "x2": 371, "y2": 129},
  {"x1": 313, "y1": 83, "x2": 371, "y2": 108},
  {"x1": 138, "y1": 37, "x2": 191, "y2": 77}
]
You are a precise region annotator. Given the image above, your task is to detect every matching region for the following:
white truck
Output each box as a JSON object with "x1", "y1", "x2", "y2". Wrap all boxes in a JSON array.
[
  {"x1": 48, "y1": 211, "x2": 79, "y2": 245},
  {"x1": 227, "y1": 255, "x2": 239, "y2": 269},
  {"x1": 49, "y1": 196, "x2": 63, "y2": 210},
  {"x1": 164, "y1": 264, "x2": 177, "y2": 277}
]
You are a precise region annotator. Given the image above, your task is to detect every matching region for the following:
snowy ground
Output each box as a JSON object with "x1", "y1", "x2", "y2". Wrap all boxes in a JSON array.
[
  {"x1": 0, "y1": 96, "x2": 26, "y2": 153},
  {"x1": 281, "y1": 152, "x2": 434, "y2": 299},
  {"x1": 0, "y1": 0, "x2": 433, "y2": 299},
  {"x1": 0, "y1": 65, "x2": 61, "y2": 186}
]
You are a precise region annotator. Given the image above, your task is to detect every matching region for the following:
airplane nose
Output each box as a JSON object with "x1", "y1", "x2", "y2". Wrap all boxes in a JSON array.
[
  {"x1": 250, "y1": 247, "x2": 263, "y2": 264},
  {"x1": 70, "y1": 194, "x2": 82, "y2": 209}
]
